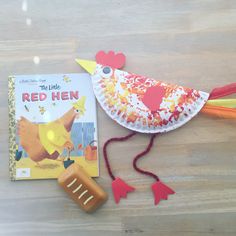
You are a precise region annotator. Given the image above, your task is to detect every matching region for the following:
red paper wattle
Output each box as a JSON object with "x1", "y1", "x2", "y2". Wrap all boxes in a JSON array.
[
  {"x1": 112, "y1": 177, "x2": 135, "y2": 203},
  {"x1": 151, "y1": 181, "x2": 175, "y2": 205}
]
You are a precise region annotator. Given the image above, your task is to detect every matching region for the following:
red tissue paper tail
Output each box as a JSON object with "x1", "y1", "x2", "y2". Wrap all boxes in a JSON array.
[
  {"x1": 112, "y1": 177, "x2": 135, "y2": 204},
  {"x1": 209, "y1": 83, "x2": 236, "y2": 100},
  {"x1": 151, "y1": 181, "x2": 175, "y2": 205}
]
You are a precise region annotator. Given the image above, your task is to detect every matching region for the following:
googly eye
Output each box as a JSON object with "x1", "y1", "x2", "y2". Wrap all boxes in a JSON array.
[
  {"x1": 101, "y1": 66, "x2": 113, "y2": 78},
  {"x1": 103, "y1": 67, "x2": 111, "y2": 74}
]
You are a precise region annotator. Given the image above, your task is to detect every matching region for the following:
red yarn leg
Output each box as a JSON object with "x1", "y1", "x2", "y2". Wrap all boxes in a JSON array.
[
  {"x1": 103, "y1": 131, "x2": 136, "y2": 180},
  {"x1": 133, "y1": 134, "x2": 175, "y2": 205},
  {"x1": 133, "y1": 134, "x2": 159, "y2": 181},
  {"x1": 103, "y1": 131, "x2": 137, "y2": 204}
]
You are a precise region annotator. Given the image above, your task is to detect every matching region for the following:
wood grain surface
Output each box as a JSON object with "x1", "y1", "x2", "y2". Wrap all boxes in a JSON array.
[{"x1": 0, "y1": 0, "x2": 236, "y2": 235}]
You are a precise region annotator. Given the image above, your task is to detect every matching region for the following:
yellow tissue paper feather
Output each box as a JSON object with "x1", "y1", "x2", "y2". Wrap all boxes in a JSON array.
[{"x1": 207, "y1": 99, "x2": 236, "y2": 108}]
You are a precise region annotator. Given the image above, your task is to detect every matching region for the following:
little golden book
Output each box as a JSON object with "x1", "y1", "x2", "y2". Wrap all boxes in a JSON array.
[{"x1": 9, "y1": 73, "x2": 99, "y2": 180}]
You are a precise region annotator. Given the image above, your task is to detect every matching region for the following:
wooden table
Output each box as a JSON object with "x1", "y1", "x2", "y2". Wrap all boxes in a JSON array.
[{"x1": 0, "y1": 1, "x2": 236, "y2": 235}]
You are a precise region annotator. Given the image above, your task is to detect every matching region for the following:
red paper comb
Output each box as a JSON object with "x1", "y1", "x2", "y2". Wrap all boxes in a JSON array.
[{"x1": 96, "y1": 50, "x2": 126, "y2": 69}]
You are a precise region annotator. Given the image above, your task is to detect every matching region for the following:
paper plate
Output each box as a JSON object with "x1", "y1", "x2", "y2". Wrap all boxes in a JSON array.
[{"x1": 91, "y1": 64, "x2": 209, "y2": 133}]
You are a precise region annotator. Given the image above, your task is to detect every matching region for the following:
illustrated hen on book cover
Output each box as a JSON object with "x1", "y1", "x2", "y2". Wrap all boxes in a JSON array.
[{"x1": 9, "y1": 73, "x2": 98, "y2": 180}]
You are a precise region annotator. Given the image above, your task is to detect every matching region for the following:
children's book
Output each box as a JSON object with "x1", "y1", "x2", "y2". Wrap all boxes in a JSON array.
[{"x1": 9, "y1": 73, "x2": 99, "y2": 180}]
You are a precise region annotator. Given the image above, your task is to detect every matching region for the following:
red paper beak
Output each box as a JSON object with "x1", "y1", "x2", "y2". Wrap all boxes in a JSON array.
[
  {"x1": 151, "y1": 181, "x2": 175, "y2": 205},
  {"x1": 111, "y1": 177, "x2": 135, "y2": 204}
]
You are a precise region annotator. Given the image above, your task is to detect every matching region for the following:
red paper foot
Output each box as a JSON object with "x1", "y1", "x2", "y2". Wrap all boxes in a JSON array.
[
  {"x1": 112, "y1": 177, "x2": 135, "y2": 204},
  {"x1": 151, "y1": 181, "x2": 175, "y2": 205}
]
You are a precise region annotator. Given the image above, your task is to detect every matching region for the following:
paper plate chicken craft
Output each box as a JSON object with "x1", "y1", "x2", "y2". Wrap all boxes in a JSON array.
[
  {"x1": 76, "y1": 51, "x2": 236, "y2": 205},
  {"x1": 17, "y1": 97, "x2": 86, "y2": 166}
]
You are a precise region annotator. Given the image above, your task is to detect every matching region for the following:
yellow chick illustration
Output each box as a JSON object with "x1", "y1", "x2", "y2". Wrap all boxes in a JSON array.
[{"x1": 72, "y1": 96, "x2": 86, "y2": 116}]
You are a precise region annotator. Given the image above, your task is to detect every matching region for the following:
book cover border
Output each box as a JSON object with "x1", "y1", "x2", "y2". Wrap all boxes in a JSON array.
[{"x1": 9, "y1": 76, "x2": 16, "y2": 180}]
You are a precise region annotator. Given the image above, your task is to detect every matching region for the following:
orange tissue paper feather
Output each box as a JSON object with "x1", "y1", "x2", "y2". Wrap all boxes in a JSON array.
[{"x1": 201, "y1": 104, "x2": 236, "y2": 119}]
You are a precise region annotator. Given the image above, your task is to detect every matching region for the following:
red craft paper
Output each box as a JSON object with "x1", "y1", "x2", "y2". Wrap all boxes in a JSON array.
[
  {"x1": 141, "y1": 86, "x2": 166, "y2": 112},
  {"x1": 112, "y1": 177, "x2": 135, "y2": 203},
  {"x1": 151, "y1": 181, "x2": 175, "y2": 205},
  {"x1": 96, "y1": 51, "x2": 126, "y2": 69}
]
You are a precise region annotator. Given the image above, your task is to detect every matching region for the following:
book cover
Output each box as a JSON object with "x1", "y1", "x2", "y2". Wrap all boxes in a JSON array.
[{"x1": 9, "y1": 73, "x2": 99, "y2": 180}]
